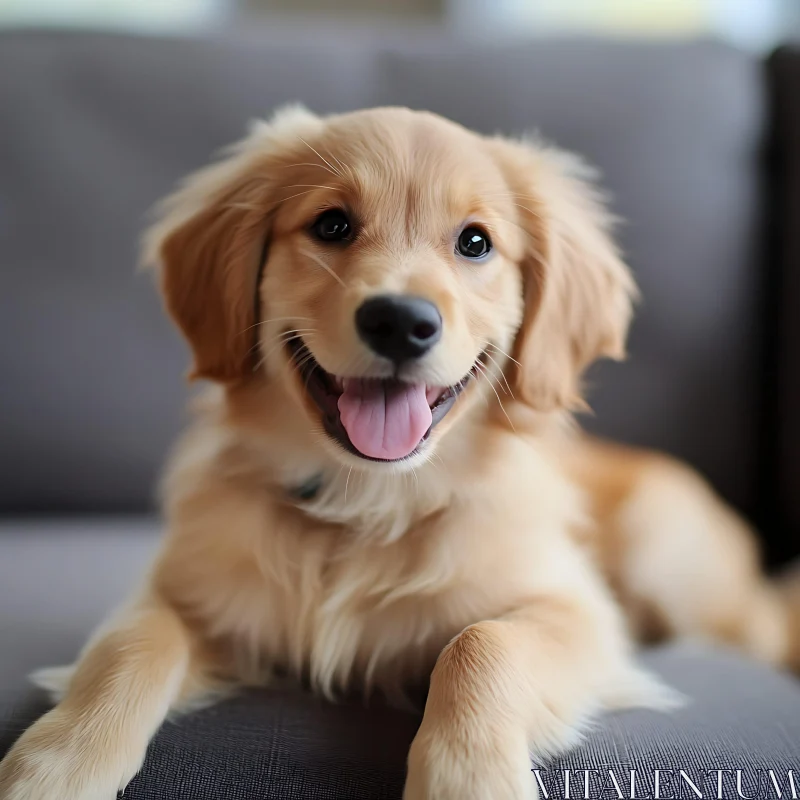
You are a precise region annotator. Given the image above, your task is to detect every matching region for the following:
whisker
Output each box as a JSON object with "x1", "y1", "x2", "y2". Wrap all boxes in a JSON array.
[
  {"x1": 265, "y1": 328, "x2": 318, "y2": 338},
  {"x1": 238, "y1": 317, "x2": 315, "y2": 337},
  {"x1": 294, "y1": 354, "x2": 314, "y2": 380},
  {"x1": 489, "y1": 343, "x2": 522, "y2": 369},
  {"x1": 475, "y1": 361, "x2": 516, "y2": 431},
  {"x1": 269, "y1": 189, "x2": 314, "y2": 211},
  {"x1": 328, "y1": 150, "x2": 350, "y2": 176},
  {"x1": 272, "y1": 189, "x2": 318, "y2": 206},
  {"x1": 247, "y1": 328, "x2": 316, "y2": 364},
  {"x1": 330, "y1": 149, "x2": 359, "y2": 183},
  {"x1": 299, "y1": 248, "x2": 346, "y2": 288},
  {"x1": 483, "y1": 349, "x2": 515, "y2": 399},
  {"x1": 286, "y1": 342, "x2": 320, "y2": 375},
  {"x1": 424, "y1": 450, "x2": 445, "y2": 474},
  {"x1": 262, "y1": 316, "x2": 314, "y2": 324},
  {"x1": 284, "y1": 184, "x2": 342, "y2": 192},
  {"x1": 267, "y1": 329, "x2": 318, "y2": 344},
  {"x1": 255, "y1": 329, "x2": 318, "y2": 368},
  {"x1": 409, "y1": 464, "x2": 420, "y2": 499},
  {"x1": 345, "y1": 467, "x2": 353, "y2": 504},
  {"x1": 298, "y1": 137, "x2": 342, "y2": 178},
  {"x1": 280, "y1": 162, "x2": 339, "y2": 178},
  {"x1": 511, "y1": 202, "x2": 541, "y2": 218},
  {"x1": 281, "y1": 344, "x2": 321, "y2": 394},
  {"x1": 252, "y1": 350, "x2": 268, "y2": 373},
  {"x1": 260, "y1": 329, "x2": 318, "y2": 354}
]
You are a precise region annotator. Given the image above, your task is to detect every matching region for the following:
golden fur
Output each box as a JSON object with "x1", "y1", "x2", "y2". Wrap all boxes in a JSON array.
[{"x1": 1, "y1": 106, "x2": 798, "y2": 800}]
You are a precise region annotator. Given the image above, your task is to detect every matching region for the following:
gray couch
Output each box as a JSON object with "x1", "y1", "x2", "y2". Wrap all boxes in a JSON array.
[{"x1": 2, "y1": 28, "x2": 800, "y2": 799}]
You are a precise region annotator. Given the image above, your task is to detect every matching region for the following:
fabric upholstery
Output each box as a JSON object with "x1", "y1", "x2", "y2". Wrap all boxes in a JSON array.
[
  {"x1": 3, "y1": 639, "x2": 799, "y2": 799},
  {"x1": 0, "y1": 29, "x2": 766, "y2": 517},
  {"x1": 103, "y1": 646, "x2": 800, "y2": 798},
  {"x1": 125, "y1": 645, "x2": 800, "y2": 799},
  {"x1": 0, "y1": 518, "x2": 161, "y2": 696}
]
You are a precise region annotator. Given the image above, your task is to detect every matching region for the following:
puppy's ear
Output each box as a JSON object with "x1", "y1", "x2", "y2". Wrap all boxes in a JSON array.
[
  {"x1": 142, "y1": 105, "x2": 322, "y2": 383},
  {"x1": 489, "y1": 138, "x2": 637, "y2": 412}
]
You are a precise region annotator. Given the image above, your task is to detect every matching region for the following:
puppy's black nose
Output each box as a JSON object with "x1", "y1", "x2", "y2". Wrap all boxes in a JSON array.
[{"x1": 356, "y1": 295, "x2": 442, "y2": 363}]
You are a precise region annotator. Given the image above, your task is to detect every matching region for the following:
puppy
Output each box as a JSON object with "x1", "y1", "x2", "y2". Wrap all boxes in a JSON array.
[{"x1": 1, "y1": 106, "x2": 798, "y2": 800}]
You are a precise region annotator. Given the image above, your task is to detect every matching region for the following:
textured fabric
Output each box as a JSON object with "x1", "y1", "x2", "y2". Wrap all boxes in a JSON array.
[
  {"x1": 765, "y1": 47, "x2": 800, "y2": 565},
  {"x1": 0, "y1": 29, "x2": 766, "y2": 516},
  {"x1": 0, "y1": 518, "x2": 161, "y2": 695},
  {"x1": 2, "y1": 642, "x2": 799, "y2": 799}
]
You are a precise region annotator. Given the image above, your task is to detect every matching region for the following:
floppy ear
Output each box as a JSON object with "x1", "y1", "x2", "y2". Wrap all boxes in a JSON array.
[
  {"x1": 142, "y1": 105, "x2": 322, "y2": 383},
  {"x1": 489, "y1": 138, "x2": 637, "y2": 412}
]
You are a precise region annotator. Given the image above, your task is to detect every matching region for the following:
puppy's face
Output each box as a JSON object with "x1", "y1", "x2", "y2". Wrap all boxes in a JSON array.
[
  {"x1": 259, "y1": 111, "x2": 526, "y2": 467},
  {"x1": 147, "y1": 107, "x2": 634, "y2": 471}
]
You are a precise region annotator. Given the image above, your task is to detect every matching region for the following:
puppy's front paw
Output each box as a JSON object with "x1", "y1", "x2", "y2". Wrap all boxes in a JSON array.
[
  {"x1": 0, "y1": 708, "x2": 140, "y2": 800},
  {"x1": 404, "y1": 722, "x2": 536, "y2": 800}
]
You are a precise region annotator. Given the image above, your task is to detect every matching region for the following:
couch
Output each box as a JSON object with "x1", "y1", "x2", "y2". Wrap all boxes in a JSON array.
[{"x1": 1, "y1": 27, "x2": 799, "y2": 799}]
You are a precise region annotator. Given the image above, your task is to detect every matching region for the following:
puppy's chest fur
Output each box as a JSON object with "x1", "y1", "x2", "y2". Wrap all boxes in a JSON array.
[
  {"x1": 159, "y1": 427, "x2": 588, "y2": 701},
  {"x1": 171, "y1": 501, "x2": 505, "y2": 701}
]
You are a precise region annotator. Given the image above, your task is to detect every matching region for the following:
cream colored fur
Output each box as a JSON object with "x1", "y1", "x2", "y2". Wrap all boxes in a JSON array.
[{"x1": 1, "y1": 106, "x2": 796, "y2": 800}]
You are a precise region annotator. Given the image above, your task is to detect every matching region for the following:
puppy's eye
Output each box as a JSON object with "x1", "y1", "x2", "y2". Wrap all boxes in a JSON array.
[
  {"x1": 312, "y1": 209, "x2": 352, "y2": 243},
  {"x1": 457, "y1": 227, "x2": 492, "y2": 259}
]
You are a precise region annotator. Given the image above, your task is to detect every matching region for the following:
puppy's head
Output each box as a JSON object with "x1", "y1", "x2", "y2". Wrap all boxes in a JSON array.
[{"x1": 145, "y1": 106, "x2": 634, "y2": 470}]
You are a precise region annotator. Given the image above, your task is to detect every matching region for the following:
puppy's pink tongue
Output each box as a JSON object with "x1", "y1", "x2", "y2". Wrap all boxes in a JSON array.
[{"x1": 338, "y1": 379, "x2": 432, "y2": 460}]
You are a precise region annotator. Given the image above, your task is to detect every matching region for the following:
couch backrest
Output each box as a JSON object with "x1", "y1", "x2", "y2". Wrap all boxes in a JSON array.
[{"x1": 0, "y1": 29, "x2": 766, "y2": 515}]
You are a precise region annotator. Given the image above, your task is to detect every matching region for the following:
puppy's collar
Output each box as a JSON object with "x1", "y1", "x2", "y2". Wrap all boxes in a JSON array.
[{"x1": 287, "y1": 472, "x2": 324, "y2": 502}]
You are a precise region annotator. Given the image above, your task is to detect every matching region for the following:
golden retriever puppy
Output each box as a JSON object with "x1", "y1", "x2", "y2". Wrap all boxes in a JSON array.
[{"x1": 1, "y1": 106, "x2": 798, "y2": 800}]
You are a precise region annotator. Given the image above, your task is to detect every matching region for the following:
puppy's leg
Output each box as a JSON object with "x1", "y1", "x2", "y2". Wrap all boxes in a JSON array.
[
  {"x1": 0, "y1": 595, "x2": 199, "y2": 800},
  {"x1": 613, "y1": 458, "x2": 795, "y2": 667},
  {"x1": 404, "y1": 585, "x2": 673, "y2": 800}
]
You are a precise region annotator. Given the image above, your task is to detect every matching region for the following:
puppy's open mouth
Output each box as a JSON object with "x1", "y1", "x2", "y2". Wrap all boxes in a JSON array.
[{"x1": 286, "y1": 337, "x2": 476, "y2": 462}]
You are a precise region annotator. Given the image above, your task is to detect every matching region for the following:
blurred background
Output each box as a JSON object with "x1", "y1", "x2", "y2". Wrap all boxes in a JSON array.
[
  {"x1": 0, "y1": 0, "x2": 800, "y2": 562},
  {"x1": 1, "y1": 0, "x2": 799, "y2": 49},
  {"x1": 2, "y1": 0, "x2": 799, "y2": 539},
  {"x1": 2, "y1": 0, "x2": 800, "y2": 548}
]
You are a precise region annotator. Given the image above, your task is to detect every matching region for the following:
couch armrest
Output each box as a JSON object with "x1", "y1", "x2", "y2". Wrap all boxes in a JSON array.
[{"x1": 765, "y1": 46, "x2": 800, "y2": 564}]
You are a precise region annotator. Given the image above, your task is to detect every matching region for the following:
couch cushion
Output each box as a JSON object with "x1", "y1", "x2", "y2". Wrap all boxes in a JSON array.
[
  {"x1": 0, "y1": 517, "x2": 160, "y2": 696},
  {"x1": 0, "y1": 29, "x2": 765, "y2": 517},
  {"x1": 3, "y1": 641, "x2": 799, "y2": 799}
]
